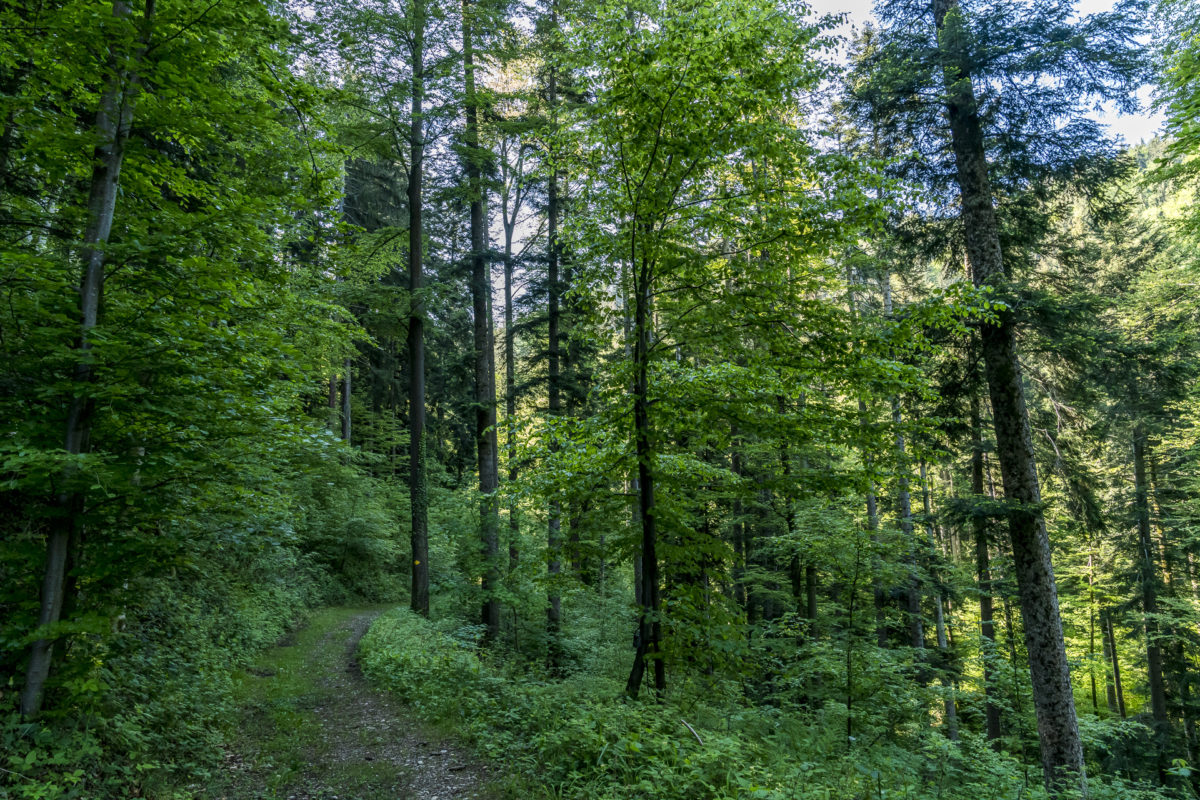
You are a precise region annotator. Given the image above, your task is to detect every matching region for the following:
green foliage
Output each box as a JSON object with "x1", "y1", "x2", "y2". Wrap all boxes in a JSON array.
[
  {"x1": 0, "y1": 0, "x2": 403, "y2": 795},
  {"x1": 0, "y1": 441, "x2": 401, "y2": 797},
  {"x1": 2, "y1": 0, "x2": 1199, "y2": 796},
  {"x1": 1155, "y1": 0, "x2": 1200, "y2": 233},
  {"x1": 360, "y1": 608, "x2": 1171, "y2": 800}
]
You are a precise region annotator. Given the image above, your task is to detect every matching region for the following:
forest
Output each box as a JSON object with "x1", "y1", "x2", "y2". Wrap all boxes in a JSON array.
[{"x1": 3, "y1": 0, "x2": 1200, "y2": 797}]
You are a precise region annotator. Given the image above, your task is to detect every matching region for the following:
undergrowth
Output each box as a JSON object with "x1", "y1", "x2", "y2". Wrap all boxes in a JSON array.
[{"x1": 358, "y1": 607, "x2": 1174, "y2": 800}]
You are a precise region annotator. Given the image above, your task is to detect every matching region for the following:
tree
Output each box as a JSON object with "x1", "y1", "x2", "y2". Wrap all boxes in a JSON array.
[
  {"x1": 19, "y1": 0, "x2": 155, "y2": 719},
  {"x1": 317, "y1": 0, "x2": 461, "y2": 616},
  {"x1": 562, "y1": 0, "x2": 871, "y2": 698},
  {"x1": 407, "y1": 0, "x2": 432, "y2": 616},
  {"x1": 461, "y1": 0, "x2": 502, "y2": 641},
  {"x1": 544, "y1": 0, "x2": 565, "y2": 667},
  {"x1": 867, "y1": 0, "x2": 1146, "y2": 788}
]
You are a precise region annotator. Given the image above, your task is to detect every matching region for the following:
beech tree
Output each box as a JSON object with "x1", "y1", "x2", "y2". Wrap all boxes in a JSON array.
[
  {"x1": 19, "y1": 0, "x2": 155, "y2": 719},
  {"x1": 559, "y1": 0, "x2": 883, "y2": 698}
]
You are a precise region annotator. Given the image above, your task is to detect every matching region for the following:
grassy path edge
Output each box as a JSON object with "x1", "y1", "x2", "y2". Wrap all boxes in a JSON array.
[{"x1": 199, "y1": 606, "x2": 494, "y2": 800}]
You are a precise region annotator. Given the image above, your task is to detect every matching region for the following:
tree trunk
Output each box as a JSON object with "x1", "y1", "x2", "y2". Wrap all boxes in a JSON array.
[
  {"x1": 341, "y1": 359, "x2": 352, "y2": 443},
  {"x1": 972, "y1": 394, "x2": 1003, "y2": 745},
  {"x1": 922, "y1": 461, "x2": 958, "y2": 740},
  {"x1": 545, "y1": 197, "x2": 562, "y2": 660},
  {"x1": 801, "y1": 453, "x2": 817, "y2": 640},
  {"x1": 545, "y1": 36, "x2": 563, "y2": 667},
  {"x1": 976, "y1": 183, "x2": 1084, "y2": 795},
  {"x1": 1087, "y1": 553, "x2": 1099, "y2": 715},
  {"x1": 1103, "y1": 609, "x2": 1126, "y2": 718},
  {"x1": 846, "y1": 268, "x2": 885, "y2": 648},
  {"x1": 1148, "y1": 455, "x2": 1175, "y2": 589},
  {"x1": 21, "y1": 0, "x2": 152, "y2": 720},
  {"x1": 867, "y1": 466, "x2": 886, "y2": 648},
  {"x1": 1000, "y1": 572, "x2": 1024, "y2": 724},
  {"x1": 463, "y1": 0, "x2": 500, "y2": 643},
  {"x1": 568, "y1": 498, "x2": 588, "y2": 584},
  {"x1": 565, "y1": 255, "x2": 591, "y2": 586},
  {"x1": 932, "y1": 0, "x2": 1085, "y2": 790},
  {"x1": 1101, "y1": 605, "x2": 1119, "y2": 715},
  {"x1": 1133, "y1": 424, "x2": 1169, "y2": 746},
  {"x1": 621, "y1": 263, "x2": 644, "y2": 612},
  {"x1": 626, "y1": 240, "x2": 662, "y2": 699},
  {"x1": 501, "y1": 148, "x2": 521, "y2": 575},
  {"x1": 780, "y1": 419, "x2": 812, "y2": 641},
  {"x1": 1148, "y1": 456, "x2": 1195, "y2": 764},
  {"x1": 883, "y1": 274, "x2": 923, "y2": 655},
  {"x1": 731, "y1": 430, "x2": 747, "y2": 611},
  {"x1": 806, "y1": 564, "x2": 818, "y2": 637},
  {"x1": 408, "y1": 0, "x2": 430, "y2": 617},
  {"x1": 895, "y1": 395, "x2": 923, "y2": 654},
  {"x1": 329, "y1": 375, "x2": 339, "y2": 433},
  {"x1": 504, "y1": 249, "x2": 518, "y2": 572}
]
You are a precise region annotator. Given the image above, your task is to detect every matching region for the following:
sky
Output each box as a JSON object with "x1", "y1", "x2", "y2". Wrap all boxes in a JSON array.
[{"x1": 807, "y1": 0, "x2": 1166, "y2": 145}]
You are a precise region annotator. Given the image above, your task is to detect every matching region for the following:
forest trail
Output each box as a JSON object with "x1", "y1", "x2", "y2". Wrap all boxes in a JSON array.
[{"x1": 202, "y1": 607, "x2": 497, "y2": 800}]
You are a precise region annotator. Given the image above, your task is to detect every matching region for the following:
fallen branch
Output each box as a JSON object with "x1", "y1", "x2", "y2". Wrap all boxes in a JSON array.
[{"x1": 680, "y1": 718, "x2": 704, "y2": 746}]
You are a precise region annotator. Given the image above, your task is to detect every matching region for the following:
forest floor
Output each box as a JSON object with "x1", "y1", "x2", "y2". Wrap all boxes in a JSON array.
[{"x1": 200, "y1": 606, "x2": 499, "y2": 800}]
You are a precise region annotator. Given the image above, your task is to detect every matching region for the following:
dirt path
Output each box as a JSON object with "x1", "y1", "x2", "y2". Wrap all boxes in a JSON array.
[{"x1": 203, "y1": 607, "x2": 496, "y2": 800}]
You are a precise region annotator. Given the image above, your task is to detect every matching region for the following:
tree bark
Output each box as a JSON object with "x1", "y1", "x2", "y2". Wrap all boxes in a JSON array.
[
  {"x1": 883, "y1": 274, "x2": 923, "y2": 655},
  {"x1": 846, "y1": 269, "x2": 885, "y2": 648},
  {"x1": 806, "y1": 564, "x2": 818, "y2": 637},
  {"x1": 625, "y1": 246, "x2": 662, "y2": 698},
  {"x1": 867, "y1": 475, "x2": 886, "y2": 646},
  {"x1": 801, "y1": 454, "x2": 817, "y2": 641},
  {"x1": 972, "y1": 394, "x2": 1003, "y2": 745},
  {"x1": 922, "y1": 461, "x2": 957, "y2": 740},
  {"x1": 329, "y1": 375, "x2": 339, "y2": 433},
  {"x1": 931, "y1": 0, "x2": 1085, "y2": 790},
  {"x1": 565, "y1": 255, "x2": 591, "y2": 585},
  {"x1": 895, "y1": 392, "x2": 924, "y2": 654},
  {"x1": 731, "y1": 429, "x2": 747, "y2": 611},
  {"x1": 1087, "y1": 552, "x2": 1098, "y2": 715},
  {"x1": 502, "y1": 150, "x2": 521, "y2": 575},
  {"x1": 21, "y1": 0, "x2": 152, "y2": 720},
  {"x1": 408, "y1": 0, "x2": 430, "y2": 617},
  {"x1": 1133, "y1": 424, "x2": 1169, "y2": 745},
  {"x1": 545, "y1": 25, "x2": 563, "y2": 666},
  {"x1": 1102, "y1": 608, "x2": 1126, "y2": 718},
  {"x1": 463, "y1": 0, "x2": 500, "y2": 642},
  {"x1": 622, "y1": 264, "x2": 644, "y2": 612},
  {"x1": 545, "y1": 182, "x2": 562, "y2": 658},
  {"x1": 1101, "y1": 605, "x2": 1119, "y2": 715},
  {"x1": 780, "y1": 418, "x2": 814, "y2": 641},
  {"x1": 1148, "y1": 455, "x2": 1195, "y2": 763},
  {"x1": 1147, "y1": 455, "x2": 1175, "y2": 589},
  {"x1": 341, "y1": 359, "x2": 352, "y2": 443}
]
